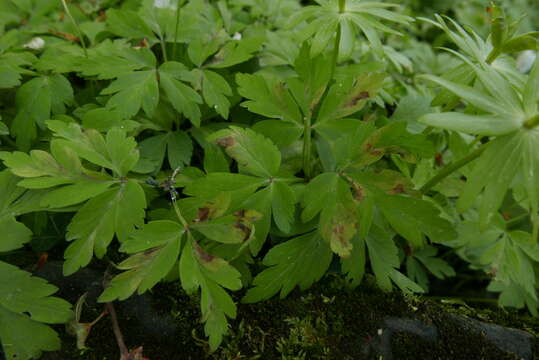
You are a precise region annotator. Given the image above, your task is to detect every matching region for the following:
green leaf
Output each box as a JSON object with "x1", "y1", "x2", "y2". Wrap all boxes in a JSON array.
[
  {"x1": 243, "y1": 231, "x2": 332, "y2": 303},
  {"x1": 209, "y1": 126, "x2": 281, "y2": 178},
  {"x1": 106, "y1": 9, "x2": 154, "y2": 39},
  {"x1": 420, "y1": 112, "x2": 520, "y2": 136},
  {"x1": 457, "y1": 133, "x2": 524, "y2": 228},
  {"x1": 271, "y1": 181, "x2": 296, "y2": 234},
  {"x1": 46, "y1": 121, "x2": 139, "y2": 176},
  {"x1": 207, "y1": 37, "x2": 263, "y2": 69},
  {"x1": 179, "y1": 239, "x2": 240, "y2": 350},
  {"x1": 63, "y1": 181, "x2": 146, "y2": 275},
  {"x1": 0, "y1": 261, "x2": 73, "y2": 360},
  {"x1": 40, "y1": 181, "x2": 115, "y2": 208},
  {"x1": 374, "y1": 191, "x2": 457, "y2": 247},
  {"x1": 99, "y1": 221, "x2": 184, "y2": 301},
  {"x1": 365, "y1": 225, "x2": 398, "y2": 291},
  {"x1": 340, "y1": 234, "x2": 366, "y2": 287},
  {"x1": 236, "y1": 73, "x2": 303, "y2": 124},
  {"x1": 0, "y1": 217, "x2": 32, "y2": 252},
  {"x1": 102, "y1": 70, "x2": 159, "y2": 118},
  {"x1": 11, "y1": 75, "x2": 73, "y2": 150},
  {"x1": 159, "y1": 62, "x2": 202, "y2": 127},
  {"x1": 197, "y1": 69, "x2": 232, "y2": 119}
]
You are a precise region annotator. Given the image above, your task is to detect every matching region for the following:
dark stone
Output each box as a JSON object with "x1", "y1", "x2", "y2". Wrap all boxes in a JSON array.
[{"x1": 448, "y1": 314, "x2": 535, "y2": 360}]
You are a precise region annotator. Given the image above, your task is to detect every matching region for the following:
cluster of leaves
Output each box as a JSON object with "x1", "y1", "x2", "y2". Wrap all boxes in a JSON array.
[{"x1": 0, "y1": 0, "x2": 538, "y2": 358}]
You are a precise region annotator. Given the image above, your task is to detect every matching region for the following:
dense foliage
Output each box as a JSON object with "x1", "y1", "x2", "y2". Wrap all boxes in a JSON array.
[{"x1": 0, "y1": 0, "x2": 538, "y2": 358}]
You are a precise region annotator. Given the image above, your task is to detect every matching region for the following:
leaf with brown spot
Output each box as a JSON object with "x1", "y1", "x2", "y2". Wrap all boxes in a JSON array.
[
  {"x1": 208, "y1": 126, "x2": 281, "y2": 178},
  {"x1": 316, "y1": 73, "x2": 386, "y2": 123}
]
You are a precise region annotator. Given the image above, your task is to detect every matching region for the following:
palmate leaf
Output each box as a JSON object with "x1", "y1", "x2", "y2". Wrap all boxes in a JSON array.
[
  {"x1": 243, "y1": 231, "x2": 333, "y2": 303},
  {"x1": 185, "y1": 172, "x2": 297, "y2": 255},
  {"x1": 235, "y1": 73, "x2": 303, "y2": 124},
  {"x1": 137, "y1": 130, "x2": 193, "y2": 173},
  {"x1": 348, "y1": 172, "x2": 456, "y2": 247},
  {"x1": 102, "y1": 69, "x2": 159, "y2": 119},
  {"x1": 11, "y1": 74, "x2": 73, "y2": 150},
  {"x1": 420, "y1": 56, "x2": 539, "y2": 232},
  {"x1": 288, "y1": 0, "x2": 412, "y2": 57},
  {"x1": 159, "y1": 61, "x2": 203, "y2": 126},
  {"x1": 99, "y1": 221, "x2": 185, "y2": 302},
  {"x1": 454, "y1": 215, "x2": 539, "y2": 313},
  {"x1": 0, "y1": 261, "x2": 73, "y2": 360},
  {"x1": 63, "y1": 181, "x2": 146, "y2": 275},
  {"x1": 46, "y1": 121, "x2": 139, "y2": 177},
  {"x1": 180, "y1": 239, "x2": 242, "y2": 351}
]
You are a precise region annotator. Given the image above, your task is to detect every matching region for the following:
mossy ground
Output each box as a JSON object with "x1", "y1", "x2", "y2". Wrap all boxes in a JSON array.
[{"x1": 37, "y1": 274, "x2": 537, "y2": 360}]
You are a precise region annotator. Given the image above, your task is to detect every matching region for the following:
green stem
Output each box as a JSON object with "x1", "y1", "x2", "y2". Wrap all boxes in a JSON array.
[
  {"x1": 485, "y1": 47, "x2": 501, "y2": 64},
  {"x1": 60, "y1": 0, "x2": 88, "y2": 57},
  {"x1": 506, "y1": 213, "x2": 530, "y2": 230},
  {"x1": 303, "y1": 114, "x2": 312, "y2": 179},
  {"x1": 303, "y1": 0, "x2": 345, "y2": 179},
  {"x1": 172, "y1": 0, "x2": 182, "y2": 61},
  {"x1": 420, "y1": 143, "x2": 489, "y2": 194},
  {"x1": 159, "y1": 34, "x2": 168, "y2": 62},
  {"x1": 524, "y1": 114, "x2": 539, "y2": 129}
]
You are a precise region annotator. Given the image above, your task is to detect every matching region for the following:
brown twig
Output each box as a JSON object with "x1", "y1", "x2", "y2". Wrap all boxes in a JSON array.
[{"x1": 105, "y1": 302, "x2": 129, "y2": 357}]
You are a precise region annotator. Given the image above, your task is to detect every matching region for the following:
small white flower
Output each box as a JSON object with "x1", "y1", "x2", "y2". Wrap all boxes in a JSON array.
[
  {"x1": 23, "y1": 37, "x2": 45, "y2": 50},
  {"x1": 377, "y1": 329, "x2": 383, "y2": 336},
  {"x1": 232, "y1": 32, "x2": 242, "y2": 41}
]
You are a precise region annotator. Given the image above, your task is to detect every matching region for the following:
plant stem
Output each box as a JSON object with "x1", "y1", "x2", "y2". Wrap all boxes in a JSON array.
[
  {"x1": 303, "y1": 114, "x2": 313, "y2": 179},
  {"x1": 524, "y1": 114, "x2": 539, "y2": 129},
  {"x1": 105, "y1": 302, "x2": 129, "y2": 358},
  {"x1": 485, "y1": 48, "x2": 501, "y2": 64},
  {"x1": 172, "y1": 0, "x2": 182, "y2": 60},
  {"x1": 506, "y1": 213, "x2": 530, "y2": 230},
  {"x1": 303, "y1": 0, "x2": 346, "y2": 179},
  {"x1": 420, "y1": 143, "x2": 489, "y2": 194},
  {"x1": 60, "y1": 0, "x2": 88, "y2": 57}
]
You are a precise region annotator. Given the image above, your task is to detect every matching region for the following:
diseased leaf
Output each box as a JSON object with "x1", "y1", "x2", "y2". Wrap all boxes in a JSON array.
[
  {"x1": 209, "y1": 126, "x2": 281, "y2": 178},
  {"x1": 179, "y1": 239, "x2": 240, "y2": 350}
]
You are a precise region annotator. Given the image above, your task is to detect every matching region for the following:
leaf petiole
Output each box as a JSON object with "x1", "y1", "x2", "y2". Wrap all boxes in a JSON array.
[{"x1": 420, "y1": 142, "x2": 490, "y2": 194}]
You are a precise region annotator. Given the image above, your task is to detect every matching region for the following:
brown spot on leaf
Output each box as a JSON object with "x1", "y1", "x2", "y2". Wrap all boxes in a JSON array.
[
  {"x1": 346, "y1": 91, "x2": 370, "y2": 108},
  {"x1": 193, "y1": 241, "x2": 215, "y2": 263},
  {"x1": 234, "y1": 221, "x2": 251, "y2": 241},
  {"x1": 435, "y1": 153, "x2": 444, "y2": 167},
  {"x1": 501, "y1": 213, "x2": 512, "y2": 221},
  {"x1": 389, "y1": 183, "x2": 405, "y2": 194},
  {"x1": 234, "y1": 209, "x2": 246, "y2": 217},
  {"x1": 216, "y1": 136, "x2": 235, "y2": 148},
  {"x1": 352, "y1": 183, "x2": 364, "y2": 202},
  {"x1": 195, "y1": 207, "x2": 210, "y2": 222}
]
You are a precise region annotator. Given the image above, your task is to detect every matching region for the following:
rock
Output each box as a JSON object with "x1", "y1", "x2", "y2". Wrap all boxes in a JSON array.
[{"x1": 364, "y1": 314, "x2": 535, "y2": 360}]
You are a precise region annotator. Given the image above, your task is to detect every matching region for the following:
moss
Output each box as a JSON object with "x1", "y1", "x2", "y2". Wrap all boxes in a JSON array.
[{"x1": 37, "y1": 274, "x2": 536, "y2": 360}]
